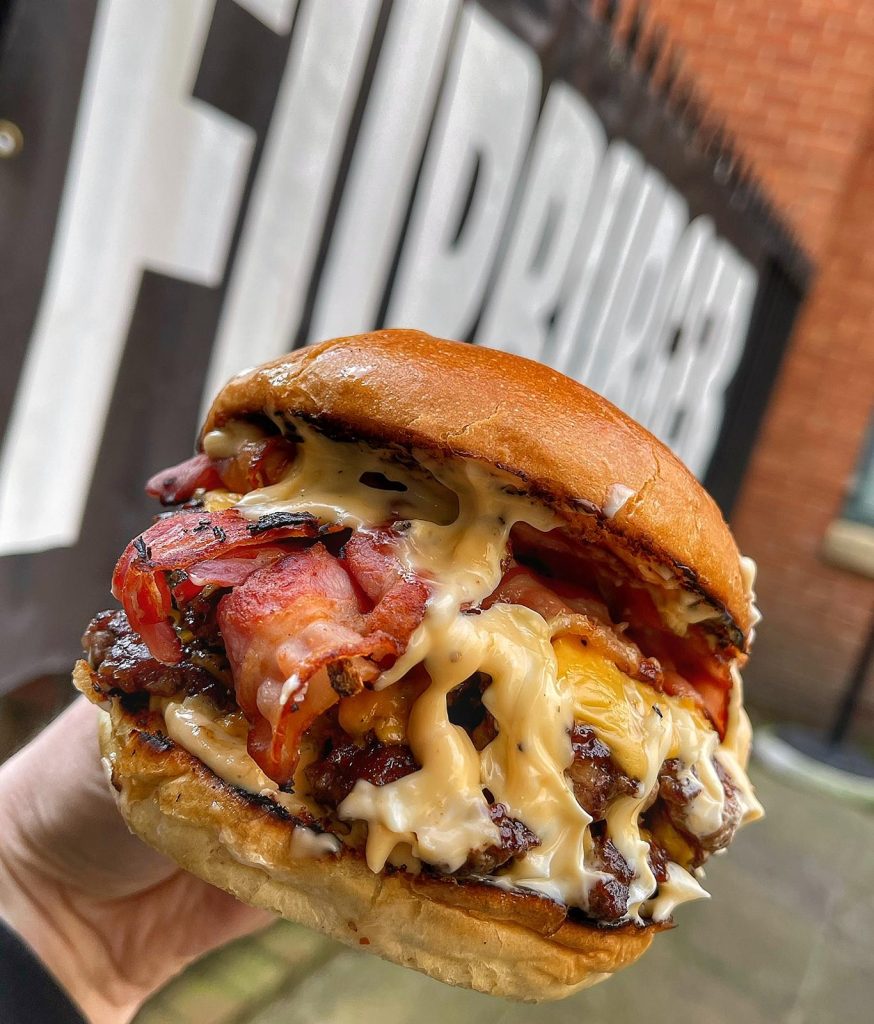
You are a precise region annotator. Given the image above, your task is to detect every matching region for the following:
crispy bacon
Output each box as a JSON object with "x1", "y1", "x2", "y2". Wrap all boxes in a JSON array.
[
  {"x1": 344, "y1": 531, "x2": 429, "y2": 640},
  {"x1": 484, "y1": 563, "x2": 611, "y2": 622},
  {"x1": 146, "y1": 453, "x2": 223, "y2": 505},
  {"x1": 145, "y1": 438, "x2": 296, "y2": 506},
  {"x1": 621, "y1": 588, "x2": 732, "y2": 736},
  {"x1": 218, "y1": 536, "x2": 428, "y2": 783},
  {"x1": 215, "y1": 436, "x2": 296, "y2": 495},
  {"x1": 111, "y1": 509, "x2": 326, "y2": 665},
  {"x1": 187, "y1": 547, "x2": 289, "y2": 588}
]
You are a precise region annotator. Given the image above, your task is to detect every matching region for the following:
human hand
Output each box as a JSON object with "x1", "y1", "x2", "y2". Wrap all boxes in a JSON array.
[{"x1": 0, "y1": 697, "x2": 273, "y2": 1023}]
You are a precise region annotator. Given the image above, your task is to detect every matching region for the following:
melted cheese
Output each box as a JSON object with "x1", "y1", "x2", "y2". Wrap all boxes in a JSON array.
[
  {"x1": 337, "y1": 674, "x2": 426, "y2": 745},
  {"x1": 641, "y1": 862, "x2": 709, "y2": 923},
  {"x1": 202, "y1": 421, "x2": 270, "y2": 458},
  {"x1": 200, "y1": 488, "x2": 242, "y2": 512},
  {"x1": 477, "y1": 608, "x2": 596, "y2": 906},
  {"x1": 191, "y1": 420, "x2": 761, "y2": 922},
  {"x1": 234, "y1": 421, "x2": 458, "y2": 530},
  {"x1": 340, "y1": 459, "x2": 561, "y2": 875},
  {"x1": 163, "y1": 695, "x2": 275, "y2": 793},
  {"x1": 161, "y1": 694, "x2": 341, "y2": 855},
  {"x1": 554, "y1": 637, "x2": 736, "y2": 915}
]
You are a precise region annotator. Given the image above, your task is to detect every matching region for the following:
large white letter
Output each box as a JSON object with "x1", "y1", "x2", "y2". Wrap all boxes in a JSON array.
[
  {"x1": 627, "y1": 216, "x2": 715, "y2": 432},
  {"x1": 597, "y1": 181, "x2": 689, "y2": 411},
  {"x1": 667, "y1": 243, "x2": 757, "y2": 475},
  {"x1": 558, "y1": 146, "x2": 690, "y2": 394},
  {"x1": 202, "y1": 0, "x2": 381, "y2": 409},
  {"x1": 308, "y1": 0, "x2": 460, "y2": 342},
  {"x1": 476, "y1": 83, "x2": 606, "y2": 361},
  {"x1": 386, "y1": 5, "x2": 540, "y2": 339},
  {"x1": 233, "y1": 0, "x2": 297, "y2": 34},
  {"x1": 548, "y1": 141, "x2": 644, "y2": 378},
  {"x1": 0, "y1": 0, "x2": 253, "y2": 555}
]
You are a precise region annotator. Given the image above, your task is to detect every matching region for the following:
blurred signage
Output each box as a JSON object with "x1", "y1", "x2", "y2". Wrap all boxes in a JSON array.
[{"x1": 0, "y1": 0, "x2": 809, "y2": 690}]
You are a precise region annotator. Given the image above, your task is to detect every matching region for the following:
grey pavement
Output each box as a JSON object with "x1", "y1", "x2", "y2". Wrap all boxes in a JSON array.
[{"x1": 136, "y1": 763, "x2": 874, "y2": 1024}]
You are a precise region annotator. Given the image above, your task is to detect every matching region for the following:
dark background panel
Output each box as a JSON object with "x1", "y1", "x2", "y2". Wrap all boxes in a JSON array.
[{"x1": 0, "y1": 0, "x2": 97, "y2": 438}]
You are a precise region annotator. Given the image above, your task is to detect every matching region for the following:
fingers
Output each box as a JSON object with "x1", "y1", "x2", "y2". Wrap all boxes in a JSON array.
[
  {"x1": 151, "y1": 876, "x2": 275, "y2": 959},
  {"x1": 76, "y1": 871, "x2": 275, "y2": 997},
  {"x1": 0, "y1": 696, "x2": 179, "y2": 898}
]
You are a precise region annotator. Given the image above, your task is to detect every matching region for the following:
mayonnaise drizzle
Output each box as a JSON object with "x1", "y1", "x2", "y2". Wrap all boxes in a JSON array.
[
  {"x1": 641, "y1": 862, "x2": 710, "y2": 923},
  {"x1": 233, "y1": 421, "x2": 458, "y2": 531},
  {"x1": 191, "y1": 419, "x2": 761, "y2": 922},
  {"x1": 163, "y1": 695, "x2": 276, "y2": 793},
  {"x1": 162, "y1": 694, "x2": 341, "y2": 856},
  {"x1": 341, "y1": 459, "x2": 566, "y2": 877}
]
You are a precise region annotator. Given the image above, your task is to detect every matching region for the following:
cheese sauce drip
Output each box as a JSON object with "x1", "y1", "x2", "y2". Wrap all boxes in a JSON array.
[
  {"x1": 195, "y1": 420, "x2": 760, "y2": 922},
  {"x1": 161, "y1": 694, "x2": 341, "y2": 856},
  {"x1": 230, "y1": 421, "x2": 459, "y2": 530},
  {"x1": 163, "y1": 695, "x2": 275, "y2": 793}
]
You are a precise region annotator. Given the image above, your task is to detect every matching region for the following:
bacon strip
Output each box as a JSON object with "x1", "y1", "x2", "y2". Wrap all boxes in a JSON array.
[
  {"x1": 484, "y1": 566, "x2": 660, "y2": 685},
  {"x1": 218, "y1": 536, "x2": 428, "y2": 784},
  {"x1": 484, "y1": 565, "x2": 610, "y2": 622},
  {"x1": 620, "y1": 588, "x2": 732, "y2": 735},
  {"x1": 111, "y1": 509, "x2": 326, "y2": 664},
  {"x1": 146, "y1": 453, "x2": 223, "y2": 505},
  {"x1": 145, "y1": 438, "x2": 296, "y2": 506},
  {"x1": 344, "y1": 531, "x2": 428, "y2": 640},
  {"x1": 485, "y1": 564, "x2": 731, "y2": 734},
  {"x1": 187, "y1": 548, "x2": 290, "y2": 588},
  {"x1": 215, "y1": 436, "x2": 296, "y2": 495}
]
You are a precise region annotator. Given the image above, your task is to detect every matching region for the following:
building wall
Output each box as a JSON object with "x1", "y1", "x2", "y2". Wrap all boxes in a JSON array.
[{"x1": 645, "y1": 0, "x2": 874, "y2": 730}]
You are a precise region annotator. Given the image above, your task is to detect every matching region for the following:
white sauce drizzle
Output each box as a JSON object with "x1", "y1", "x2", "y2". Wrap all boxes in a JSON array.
[
  {"x1": 162, "y1": 694, "x2": 341, "y2": 857},
  {"x1": 163, "y1": 695, "x2": 277, "y2": 793},
  {"x1": 233, "y1": 421, "x2": 458, "y2": 531},
  {"x1": 604, "y1": 483, "x2": 636, "y2": 519},
  {"x1": 641, "y1": 862, "x2": 710, "y2": 923},
  {"x1": 182, "y1": 420, "x2": 762, "y2": 922},
  {"x1": 203, "y1": 422, "x2": 269, "y2": 459}
]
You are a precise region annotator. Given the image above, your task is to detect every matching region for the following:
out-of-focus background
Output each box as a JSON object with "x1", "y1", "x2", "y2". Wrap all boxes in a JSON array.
[{"x1": 1, "y1": 0, "x2": 872, "y2": 1021}]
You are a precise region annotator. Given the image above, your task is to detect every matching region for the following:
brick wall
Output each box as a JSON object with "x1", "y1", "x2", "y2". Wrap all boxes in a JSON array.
[{"x1": 644, "y1": 0, "x2": 874, "y2": 731}]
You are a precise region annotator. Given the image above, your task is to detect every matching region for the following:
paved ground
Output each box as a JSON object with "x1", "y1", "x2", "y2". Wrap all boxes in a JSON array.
[{"x1": 135, "y1": 761, "x2": 874, "y2": 1024}]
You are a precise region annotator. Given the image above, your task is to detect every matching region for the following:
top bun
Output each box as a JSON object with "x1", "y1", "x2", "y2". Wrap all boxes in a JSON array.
[{"x1": 202, "y1": 330, "x2": 753, "y2": 646}]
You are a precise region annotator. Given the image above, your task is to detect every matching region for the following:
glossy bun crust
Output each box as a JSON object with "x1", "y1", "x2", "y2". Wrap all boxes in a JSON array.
[
  {"x1": 203, "y1": 330, "x2": 753, "y2": 647},
  {"x1": 84, "y1": 664, "x2": 655, "y2": 1002}
]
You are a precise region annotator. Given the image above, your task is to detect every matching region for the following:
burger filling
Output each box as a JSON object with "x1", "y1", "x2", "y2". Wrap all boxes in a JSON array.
[{"x1": 82, "y1": 417, "x2": 762, "y2": 927}]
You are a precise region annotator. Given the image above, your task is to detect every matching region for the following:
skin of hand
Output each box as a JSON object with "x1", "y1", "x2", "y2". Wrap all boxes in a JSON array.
[{"x1": 0, "y1": 697, "x2": 273, "y2": 1023}]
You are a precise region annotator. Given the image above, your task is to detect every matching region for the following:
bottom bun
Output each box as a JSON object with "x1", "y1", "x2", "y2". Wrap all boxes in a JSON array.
[{"x1": 84, "y1": 664, "x2": 655, "y2": 1001}]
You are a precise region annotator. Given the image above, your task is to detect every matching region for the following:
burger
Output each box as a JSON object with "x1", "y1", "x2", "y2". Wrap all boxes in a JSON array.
[{"x1": 76, "y1": 329, "x2": 762, "y2": 1001}]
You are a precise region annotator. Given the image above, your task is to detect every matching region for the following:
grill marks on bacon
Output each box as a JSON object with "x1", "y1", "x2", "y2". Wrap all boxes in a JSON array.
[
  {"x1": 112, "y1": 509, "x2": 326, "y2": 665},
  {"x1": 217, "y1": 535, "x2": 428, "y2": 784},
  {"x1": 113, "y1": 511, "x2": 428, "y2": 784}
]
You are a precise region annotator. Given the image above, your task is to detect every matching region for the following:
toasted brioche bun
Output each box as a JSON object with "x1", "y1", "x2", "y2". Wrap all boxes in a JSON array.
[
  {"x1": 80, "y1": 663, "x2": 655, "y2": 1002},
  {"x1": 203, "y1": 330, "x2": 752, "y2": 647}
]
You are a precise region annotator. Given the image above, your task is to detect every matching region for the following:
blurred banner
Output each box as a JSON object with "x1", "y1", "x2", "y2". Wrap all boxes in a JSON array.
[{"x1": 0, "y1": 0, "x2": 808, "y2": 693}]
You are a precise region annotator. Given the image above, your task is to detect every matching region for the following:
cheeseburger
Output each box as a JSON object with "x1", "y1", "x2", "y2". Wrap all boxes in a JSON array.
[{"x1": 76, "y1": 330, "x2": 762, "y2": 1000}]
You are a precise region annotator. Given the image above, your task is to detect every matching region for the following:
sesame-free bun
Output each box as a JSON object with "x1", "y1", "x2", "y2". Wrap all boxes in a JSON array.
[
  {"x1": 203, "y1": 330, "x2": 752, "y2": 647},
  {"x1": 83, "y1": 664, "x2": 654, "y2": 1002}
]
